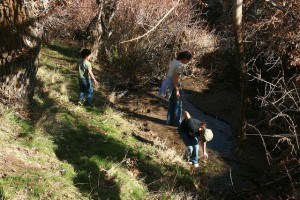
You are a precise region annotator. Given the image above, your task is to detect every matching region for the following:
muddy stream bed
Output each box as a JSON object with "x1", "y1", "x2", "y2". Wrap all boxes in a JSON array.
[{"x1": 115, "y1": 84, "x2": 269, "y2": 198}]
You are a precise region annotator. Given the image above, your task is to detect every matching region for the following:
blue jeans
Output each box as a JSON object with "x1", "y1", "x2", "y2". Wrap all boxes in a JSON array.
[
  {"x1": 166, "y1": 88, "x2": 182, "y2": 127},
  {"x1": 178, "y1": 125, "x2": 199, "y2": 164},
  {"x1": 79, "y1": 77, "x2": 93, "y2": 106}
]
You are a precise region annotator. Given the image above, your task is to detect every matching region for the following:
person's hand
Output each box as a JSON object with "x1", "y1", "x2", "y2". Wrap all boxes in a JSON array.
[
  {"x1": 94, "y1": 79, "x2": 99, "y2": 86},
  {"x1": 176, "y1": 90, "x2": 180, "y2": 98},
  {"x1": 183, "y1": 111, "x2": 187, "y2": 119},
  {"x1": 203, "y1": 152, "x2": 208, "y2": 159},
  {"x1": 183, "y1": 111, "x2": 191, "y2": 119}
]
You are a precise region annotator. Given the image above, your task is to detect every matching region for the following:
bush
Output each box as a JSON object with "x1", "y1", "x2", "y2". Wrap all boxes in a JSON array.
[
  {"x1": 102, "y1": 0, "x2": 218, "y2": 88},
  {"x1": 42, "y1": 0, "x2": 97, "y2": 41}
]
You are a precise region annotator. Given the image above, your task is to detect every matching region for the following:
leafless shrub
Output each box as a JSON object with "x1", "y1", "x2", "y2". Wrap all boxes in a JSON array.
[
  {"x1": 201, "y1": 1, "x2": 299, "y2": 194},
  {"x1": 101, "y1": 0, "x2": 218, "y2": 88},
  {"x1": 242, "y1": 0, "x2": 300, "y2": 176},
  {"x1": 248, "y1": 69, "x2": 299, "y2": 161},
  {"x1": 42, "y1": 0, "x2": 97, "y2": 42}
]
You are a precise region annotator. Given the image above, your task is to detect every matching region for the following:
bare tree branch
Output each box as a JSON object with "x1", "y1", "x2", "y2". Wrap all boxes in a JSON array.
[
  {"x1": 247, "y1": 124, "x2": 271, "y2": 165},
  {"x1": 120, "y1": 0, "x2": 181, "y2": 44}
]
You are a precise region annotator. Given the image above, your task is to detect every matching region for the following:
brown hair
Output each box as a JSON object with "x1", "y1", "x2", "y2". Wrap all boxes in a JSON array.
[
  {"x1": 199, "y1": 122, "x2": 207, "y2": 134},
  {"x1": 80, "y1": 49, "x2": 91, "y2": 58},
  {"x1": 200, "y1": 122, "x2": 207, "y2": 129},
  {"x1": 176, "y1": 51, "x2": 192, "y2": 60}
]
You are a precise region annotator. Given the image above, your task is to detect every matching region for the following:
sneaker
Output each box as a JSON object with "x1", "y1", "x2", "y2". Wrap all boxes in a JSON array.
[
  {"x1": 194, "y1": 163, "x2": 199, "y2": 168},
  {"x1": 188, "y1": 161, "x2": 193, "y2": 165},
  {"x1": 78, "y1": 101, "x2": 84, "y2": 106}
]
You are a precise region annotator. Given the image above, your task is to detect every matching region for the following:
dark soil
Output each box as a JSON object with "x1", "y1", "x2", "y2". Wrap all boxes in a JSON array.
[{"x1": 110, "y1": 76, "x2": 272, "y2": 198}]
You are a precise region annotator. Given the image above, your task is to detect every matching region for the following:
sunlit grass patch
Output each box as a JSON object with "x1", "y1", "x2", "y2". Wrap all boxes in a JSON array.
[
  {"x1": 0, "y1": 104, "x2": 20, "y2": 137},
  {"x1": 108, "y1": 165, "x2": 149, "y2": 199},
  {"x1": 0, "y1": 143, "x2": 81, "y2": 199},
  {"x1": 37, "y1": 66, "x2": 71, "y2": 104},
  {"x1": 0, "y1": 172, "x2": 81, "y2": 199},
  {"x1": 0, "y1": 104, "x2": 33, "y2": 141}
]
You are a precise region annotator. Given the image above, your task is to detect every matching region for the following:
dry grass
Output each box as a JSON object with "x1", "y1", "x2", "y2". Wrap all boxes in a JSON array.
[{"x1": 0, "y1": 104, "x2": 18, "y2": 139}]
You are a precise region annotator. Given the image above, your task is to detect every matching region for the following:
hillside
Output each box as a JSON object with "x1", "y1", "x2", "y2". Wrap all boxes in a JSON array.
[
  {"x1": 0, "y1": 42, "x2": 222, "y2": 199},
  {"x1": 1, "y1": 37, "x2": 298, "y2": 200}
]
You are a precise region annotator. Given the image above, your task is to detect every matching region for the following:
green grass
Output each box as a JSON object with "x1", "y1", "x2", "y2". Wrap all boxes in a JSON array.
[
  {"x1": 0, "y1": 185, "x2": 4, "y2": 200},
  {"x1": 0, "y1": 42, "x2": 216, "y2": 199}
]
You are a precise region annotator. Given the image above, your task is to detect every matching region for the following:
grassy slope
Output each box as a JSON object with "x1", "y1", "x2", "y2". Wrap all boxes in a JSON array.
[{"x1": 0, "y1": 43, "x2": 213, "y2": 200}]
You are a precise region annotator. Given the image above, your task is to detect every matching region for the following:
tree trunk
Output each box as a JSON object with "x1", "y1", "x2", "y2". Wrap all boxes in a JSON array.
[
  {"x1": 0, "y1": 0, "x2": 43, "y2": 104},
  {"x1": 0, "y1": 0, "x2": 65, "y2": 105},
  {"x1": 234, "y1": 0, "x2": 248, "y2": 148},
  {"x1": 85, "y1": 0, "x2": 118, "y2": 63}
]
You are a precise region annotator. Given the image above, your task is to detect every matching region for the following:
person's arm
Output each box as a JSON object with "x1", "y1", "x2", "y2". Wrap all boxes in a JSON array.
[
  {"x1": 184, "y1": 112, "x2": 201, "y2": 136},
  {"x1": 164, "y1": 66, "x2": 169, "y2": 78},
  {"x1": 183, "y1": 111, "x2": 191, "y2": 122},
  {"x1": 183, "y1": 111, "x2": 191, "y2": 120},
  {"x1": 88, "y1": 69, "x2": 98, "y2": 86},
  {"x1": 173, "y1": 72, "x2": 180, "y2": 98},
  {"x1": 201, "y1": 141, "x2": 208, "y2": 159}
]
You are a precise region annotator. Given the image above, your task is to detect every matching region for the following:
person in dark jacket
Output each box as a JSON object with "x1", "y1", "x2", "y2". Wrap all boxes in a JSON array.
[{"x1": 178, "y1": 111, "x2": 213, "y2": 167}]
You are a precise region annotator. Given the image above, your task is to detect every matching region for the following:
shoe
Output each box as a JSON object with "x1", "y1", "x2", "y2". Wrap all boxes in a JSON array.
[
  {"x1": 188, "y1": 161, "x2": 193, "y2": 165},
  {"x1": 78, "y1": 101, "x2": 84, "y2": 106},
  {"x1": 194, "y1": 163, "x2": 199, "y2": 168}
]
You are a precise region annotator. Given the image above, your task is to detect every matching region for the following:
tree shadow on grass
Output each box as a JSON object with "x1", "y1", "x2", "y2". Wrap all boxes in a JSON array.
[
  {"x1": 43, "y1": 106, "x2": 197, "y2": 198},
  {"x1": 32, "y1": 78, "x2": 198, "y2": 199},
  {"x1": 47, "y1": 44, "x2": 80, "y2": 59},
  {"x1": 43, "y1": 63, "x2": 75, "y2": 75},
  {"x1": 47, "y1": 55, "x2": 78, "y2": 63},
  {"x1": 32, "y1": 79, "x2": 122, "y2": 199},
  {"x1": 53, "y1": 110, "x2": 123, "y2": 199}
]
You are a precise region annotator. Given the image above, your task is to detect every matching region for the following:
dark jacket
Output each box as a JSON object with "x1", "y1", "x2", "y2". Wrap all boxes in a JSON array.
[{"x1": 180, "y1": 118, "x2": 201, "y2": 137}]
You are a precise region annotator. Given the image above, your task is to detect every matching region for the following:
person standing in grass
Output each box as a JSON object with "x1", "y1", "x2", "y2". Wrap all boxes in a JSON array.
[
  {"x1": 178, "y1": 111, "x2": 213, "y2": 167},
  {"x1": 158, "y1": 51, "x2": 192, "y2": 126},
  {"x1": 77, "y1": 49, "x2": 98, "y2": 106}
]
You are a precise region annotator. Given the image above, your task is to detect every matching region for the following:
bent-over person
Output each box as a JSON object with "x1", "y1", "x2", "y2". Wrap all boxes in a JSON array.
[{"x1": 178, "y1": 111, "x2": 213, "y2": 167}]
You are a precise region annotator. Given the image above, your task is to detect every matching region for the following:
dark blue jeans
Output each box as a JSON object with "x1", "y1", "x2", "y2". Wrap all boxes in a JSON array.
[
  {"x1": 79, "y1": 77, "x2": 93, "y2": 106},
  {"x1": 166, "y1": 88, "x2": 182, "y2": 127},
  {"x1": 178, "y1": 125, "x2": 199, "y2": 164}
]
